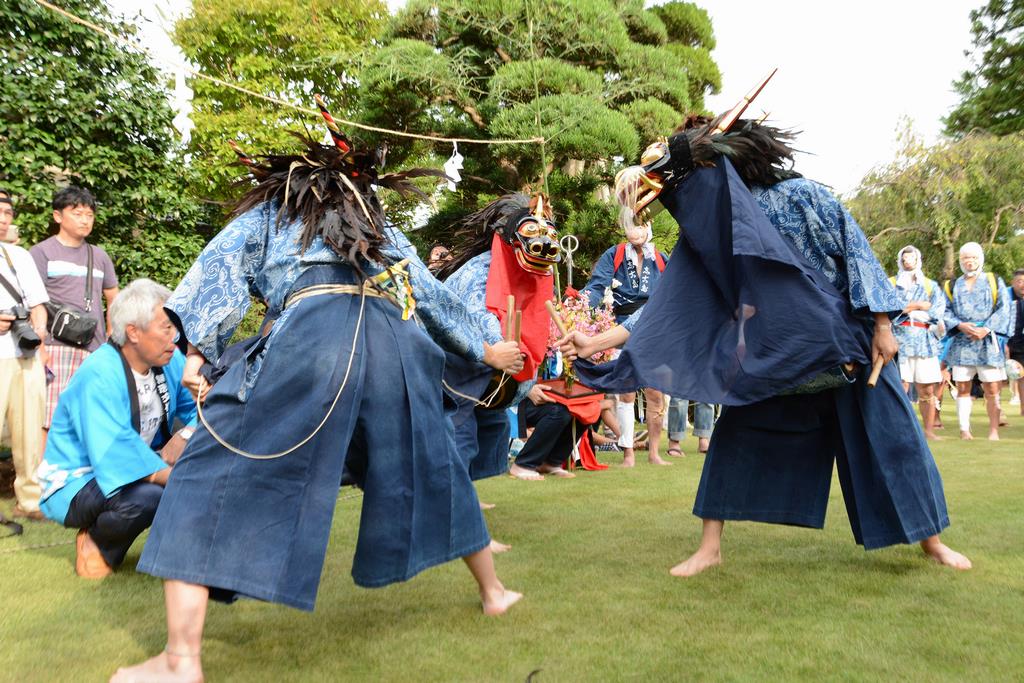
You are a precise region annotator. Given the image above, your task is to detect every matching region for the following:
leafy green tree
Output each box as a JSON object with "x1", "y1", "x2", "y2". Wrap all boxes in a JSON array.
[
  {"x1": 174, "y1": 0, "x2": 388, "y2": 219},
  {"x1": 945, "y1": 0, "x2": 1024, "y2": 137},
  {"x1": 357, "y1": 0, "x2": 719, "y2": 273},
  {"x1": 0, "y1": 0, "x2": 204, "y2": 286},
  {"x1": 846, "y1": 123, "x2": 1024, "y2": 281}
]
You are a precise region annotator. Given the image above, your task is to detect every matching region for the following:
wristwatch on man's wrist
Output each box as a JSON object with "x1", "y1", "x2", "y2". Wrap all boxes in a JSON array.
[{"x1": 179, "y1": 427, "x2": 196, "y2": 441}]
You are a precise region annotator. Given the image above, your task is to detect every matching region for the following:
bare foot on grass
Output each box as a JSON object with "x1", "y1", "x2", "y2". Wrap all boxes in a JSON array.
[
  {"x1": 489, "y1": 539, "x2": 512, "y2": 554},
  {"x1": 920, "y1": 537, "x2": 972, "y2": 570},
  {"x1": 621, "y1": 449, "x2": 635, "y2": 468},
  {"x1": 110, "y1": 651, "x2": 203, "y2": 683},
  {"x1": 648, "y1": 454, "x2": 672, "y2": 466},
  {"x1": 988, "y1": 430, "x2": 1000, "y2": 441},
  {"x1": 669, "y1": 548, "x2": 721, "y2": 578},
  {"x1": 481, "y1": 587, "x2": 523, "y2": 616},
  {"x1": 479, "y1": 501, "x2": 496, "y2": 510},
  {"x1": 536, "y1": 465, "x2": 575, "y2": 478},
  {"x1": 960, "y1": 430, "x2": 973, "y2": 440},
  {"x1": 508, "y1": 464, "x2": 544, "y2": 481}
]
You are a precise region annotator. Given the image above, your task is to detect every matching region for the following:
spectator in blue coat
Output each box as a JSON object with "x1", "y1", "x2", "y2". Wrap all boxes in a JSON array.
[{"x1": 36, "y1": 279, "x2": 197, "y2": 578}]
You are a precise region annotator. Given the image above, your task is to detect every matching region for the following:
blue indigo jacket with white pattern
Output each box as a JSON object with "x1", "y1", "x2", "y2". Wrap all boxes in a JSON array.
[
  {"x1": 942, "y1": 273, "x2": 1012, "y2": 367},
  {"x1": 166, "y1": 203, "x2": 488, "y2": 396},
  {"x1": 891, "y1": 278, "x2": 945, "y2": 358}
]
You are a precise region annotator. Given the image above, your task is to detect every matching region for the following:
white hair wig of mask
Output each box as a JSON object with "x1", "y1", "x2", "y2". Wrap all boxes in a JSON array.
[
  {"x1": 958, "y1": 241, "x2": 985, "y2": 275},
  {"x1": 614, "y1": 165, "x2": 649, "y2": 233},
  {"x1": 109, "y1": 278, "x2": 172, "y2": 346}
]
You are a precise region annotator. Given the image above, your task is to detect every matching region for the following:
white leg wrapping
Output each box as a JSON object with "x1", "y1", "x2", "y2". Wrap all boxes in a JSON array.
[
  {"x1": 616, "y1": 401, "x2": 635, "y2": 448},
  {"x1": 957, "y1": 396, "x2": 973, "y2": 433}
]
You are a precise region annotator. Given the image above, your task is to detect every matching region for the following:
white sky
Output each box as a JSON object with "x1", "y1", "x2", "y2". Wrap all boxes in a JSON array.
[
  {"x1": 107, "y1": 0, "x2": 979, "y2": 196},
  {"x1": 698, "y1": 0, "x2": 978, "y2": 194}
]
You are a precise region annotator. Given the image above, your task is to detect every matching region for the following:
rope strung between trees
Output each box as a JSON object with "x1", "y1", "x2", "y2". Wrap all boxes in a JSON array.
[{"x1": 32, "y1": 0, "x2": 546, "y2": 146}]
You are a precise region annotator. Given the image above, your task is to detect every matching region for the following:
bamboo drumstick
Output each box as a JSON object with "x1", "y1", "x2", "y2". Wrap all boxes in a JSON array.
[
  {"x1": 514, "y1": 310, "x2": 522, "y2": 344},
  {"x1": 505, "y1": 295, "x2": 516, "y2": 341},
  {"x1": 866, "y1": 356, "x2": 885, "y2": 388}
]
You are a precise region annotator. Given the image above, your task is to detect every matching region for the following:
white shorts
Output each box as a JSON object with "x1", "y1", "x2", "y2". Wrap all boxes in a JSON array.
[
  {"x1": 952, "y1": 364, "x2": 1007, "y2": 383},
  {"x1": 898, "y1": 355, "x2": 942, "y2": 384}
]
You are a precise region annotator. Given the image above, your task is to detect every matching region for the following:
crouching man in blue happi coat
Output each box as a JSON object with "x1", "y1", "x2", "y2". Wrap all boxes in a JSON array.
[
  {"x1": 110, "y1": 115, "x2": 523, "y2": 683},
  {"x1": 37, "y1": 279, "x2": 197, "y2": 578},
  {"x1": 563, "y1": 98, "x2": 971, "y2": 578}
]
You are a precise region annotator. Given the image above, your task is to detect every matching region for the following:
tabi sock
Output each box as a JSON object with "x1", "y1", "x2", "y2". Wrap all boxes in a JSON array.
[
  {"x1": 616, "y1": 401, "x2": 635, "y2": 448},
  {"x1": 956, "y1": 396, "x2": 973, "y2": 433}
]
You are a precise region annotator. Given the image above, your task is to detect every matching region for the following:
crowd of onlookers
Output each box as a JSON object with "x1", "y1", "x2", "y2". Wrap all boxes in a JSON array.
[{"x1": 1, "y1": 186, "x2": 199, "y2": 577}]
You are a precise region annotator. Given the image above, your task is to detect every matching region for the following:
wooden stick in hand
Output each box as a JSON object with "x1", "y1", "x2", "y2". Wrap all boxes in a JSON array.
[
  {"x1": 867, "y1": 356, "x2": 885, "y2": 388},
  {"x1": 505, "y1": 295, "x2": 515, "y2": 341},
  {"x1": 545, "y1": 300, "x2": 568, "y2": 336}
]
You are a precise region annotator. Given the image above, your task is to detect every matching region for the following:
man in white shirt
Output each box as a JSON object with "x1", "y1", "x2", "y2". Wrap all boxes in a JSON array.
[{"x1": 0, "y1": 188, "x2": 50, "y2": 519}]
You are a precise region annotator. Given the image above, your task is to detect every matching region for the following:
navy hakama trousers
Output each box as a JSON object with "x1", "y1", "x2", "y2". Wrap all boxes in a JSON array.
[
  {"x1": 443, "y1": 354, "x2": 512, "y2": 481},
  {"x1": 693, "y1": 360, "x2": 949, "y2": 549},
  {"x1": 138, "y1": 265, "x2": 490, "y2": 611}
]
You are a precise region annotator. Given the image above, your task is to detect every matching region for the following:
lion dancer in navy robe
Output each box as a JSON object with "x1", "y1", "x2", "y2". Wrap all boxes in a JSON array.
[
  {"x1": 437, "y1": 194, "x2": 560, "y2": 545},
  {"x1": 562, "y1": 74, "x2": 971, "y2": 578},
  {"x1": 111, "y1": 102, "x2": 524, "y2": 683}
]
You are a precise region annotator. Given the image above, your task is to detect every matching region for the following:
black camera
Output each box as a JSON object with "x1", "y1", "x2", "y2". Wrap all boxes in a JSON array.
[{"x1": 2, "y1": 304, "x2": 41, "y2": 351}]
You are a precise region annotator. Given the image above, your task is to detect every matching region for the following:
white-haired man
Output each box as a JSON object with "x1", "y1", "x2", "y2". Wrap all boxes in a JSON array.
[
  {"x1": 943, "y1": 242, "x2": 1013, "y2": 440},
  {"x1": 37, "y1": 279, "x2": 196, "y2": 578},
  {"x1": 890, "y1": 246, "x2": 945, "y2": 439}
]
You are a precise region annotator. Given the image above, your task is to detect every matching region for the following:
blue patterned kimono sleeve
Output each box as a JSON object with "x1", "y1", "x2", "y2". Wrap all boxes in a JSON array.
[
  {"x1": 582, "y1": 247, "x2": 616, "y2": 310},
  {"x1": 382, "y1": 228, "x2": 486, "y2": 362},
  {"x1": 808, "y1": 183, "x2": 901, "y2": 316},
  {"x1": 622, "y1": 305, "x2": 644, "y2": 332},
  {"x1": 987, "y1": 276, "x2": 1013, "y2": 336},
  {"x1": 165, "y1": 207, "x2": 270, "y2": 365},
  {"x1": 444, "y1": 252, "x2": 505, "y2": 347}
]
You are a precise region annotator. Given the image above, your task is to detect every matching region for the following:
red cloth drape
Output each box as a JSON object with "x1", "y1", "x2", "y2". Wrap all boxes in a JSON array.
[{"x1": 485, "y1": 234, "x2": 553, "y2": 382}]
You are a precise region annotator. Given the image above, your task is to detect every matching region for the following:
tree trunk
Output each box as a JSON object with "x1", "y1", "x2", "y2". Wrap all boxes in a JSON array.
[{"x1": 942, "y1": 240, "x2": 956, "y2": 282}]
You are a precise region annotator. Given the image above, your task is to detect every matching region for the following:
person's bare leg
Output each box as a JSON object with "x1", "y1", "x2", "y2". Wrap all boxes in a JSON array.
[
  {"x1": 462, "y1": 546, "x2": 521, "y2": 615},
  {"x1": 644, "y1": 388, "x2": 670, "y2": 465},
  {"x1": 920, "y1": 535, "x2": 972, "y2": 570},
  {"x1": 600, "y1": 398, "x2": 620, "y2": 441},
  {"x1": 983, "y1": 381, "x2": 1001, "y2": 440},
  {"x1": 620, "y1": 447, "x2": 636, "y2": 468},
  {"x1": 110, "y1": 580, "x2": 207, "y2": 683},
  {"x1": 670, "y1": 519, "x2": 723, "y2": 577},
  {"x1": 917, "y1": 383, "x2": 939, "y2": 440},
  {"x1": 1018, "y1": 378, "x2": 1024, "y2": 415}
]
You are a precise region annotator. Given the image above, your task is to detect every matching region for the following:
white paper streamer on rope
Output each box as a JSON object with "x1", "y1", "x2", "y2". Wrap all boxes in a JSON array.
[
  {"x1": 443, "y1": 142, "x2": 464, "y2": 191},
  {"x1": 171, "y1": 66, "x2": 194, "y2": 146}
]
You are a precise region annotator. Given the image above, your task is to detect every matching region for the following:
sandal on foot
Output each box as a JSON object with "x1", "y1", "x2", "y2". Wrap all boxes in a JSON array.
[{"x1": 666, "y1": 447, "x2": 685, "y2": 457}]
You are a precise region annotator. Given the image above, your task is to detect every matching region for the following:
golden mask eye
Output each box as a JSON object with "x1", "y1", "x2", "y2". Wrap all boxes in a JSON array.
[{"x1": 518, "y1": 221, "x2": 542, "y2": 238}]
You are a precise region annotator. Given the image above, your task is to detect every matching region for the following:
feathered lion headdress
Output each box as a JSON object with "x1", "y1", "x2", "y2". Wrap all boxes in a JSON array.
[{"x1": 228, "y1": 95, "x2": 447, "y2": 276}]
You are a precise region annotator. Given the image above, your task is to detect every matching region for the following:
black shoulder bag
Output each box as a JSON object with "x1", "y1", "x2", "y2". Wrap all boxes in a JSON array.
[{"x1": 45, "y1": 244, "x2": 100, "y2": 347}]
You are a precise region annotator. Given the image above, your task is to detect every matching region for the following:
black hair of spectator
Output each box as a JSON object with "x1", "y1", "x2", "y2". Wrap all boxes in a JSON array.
[
  {"x1": 52, "y1": 186, "x2": 96, "y2": 212},
  {"x1": 1014, "y1": 268, "x2": 1024, "y2": 278},
  {"x1": 0, "y1": 187, "x2": 10, "y2": 199}
]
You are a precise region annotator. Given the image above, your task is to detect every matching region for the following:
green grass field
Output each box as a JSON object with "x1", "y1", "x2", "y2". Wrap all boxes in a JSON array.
[{"x1": 2, "y1": 401, "x2": 1022, "y2": 682}]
